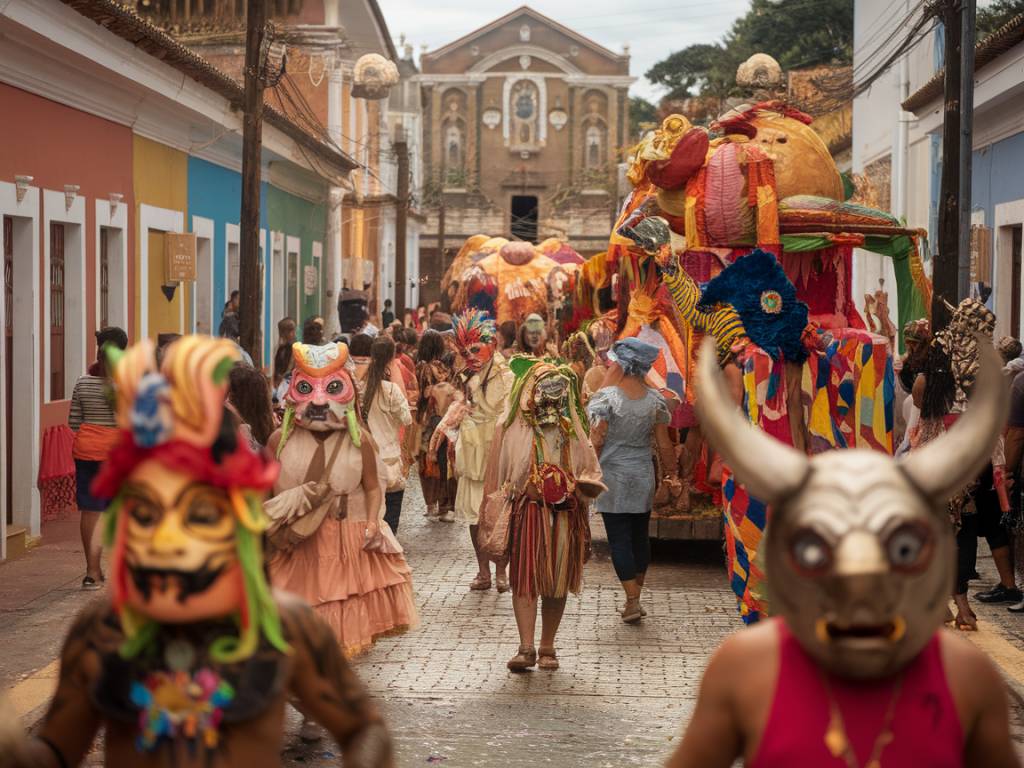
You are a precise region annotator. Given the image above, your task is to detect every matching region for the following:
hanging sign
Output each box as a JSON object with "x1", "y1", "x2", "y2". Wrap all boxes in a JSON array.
[
  {"x1": 303, "y1": 265, "x2": 318, "y2": 296},
  {"x1": 165, "y1": 233, "x2": 197, "y2": 282}
]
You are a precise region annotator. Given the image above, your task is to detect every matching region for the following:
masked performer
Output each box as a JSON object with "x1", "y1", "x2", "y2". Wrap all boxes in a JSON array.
[
  {"x1": 480, "y1": 360, "x2": 605, "y2": 671},
  {"x1": 516, "y1": 313, "x2": 556, "y2": 358},
  {"x1": 3, "y1": 336, "x2": 391, "y2": 768},
  {"x1": 266, "y1": 341, "x2": 417, "y2": 663},
  {"x1": 665, "y1": 339, "x2": 1019, "y2": 768},
  {"x1": 432, "y1": 310, "x2": 514, "y2": 591}
]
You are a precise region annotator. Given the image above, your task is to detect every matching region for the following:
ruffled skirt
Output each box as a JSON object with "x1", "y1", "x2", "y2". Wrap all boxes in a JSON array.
[{"x1": 269, "y1": 517, "x2": 419, "y2": 657}]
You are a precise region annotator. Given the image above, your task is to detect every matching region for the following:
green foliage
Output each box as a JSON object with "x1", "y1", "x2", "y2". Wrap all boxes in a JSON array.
[
  {"x1": 976, "y1": 0, "x2": 1024, "y2": 39},
  {"x1": 629, "y1": 96, "x2": 659, "y2": 131},
  {"x1": 646, "y1": 0, "x2": 854, "y2": 100}
]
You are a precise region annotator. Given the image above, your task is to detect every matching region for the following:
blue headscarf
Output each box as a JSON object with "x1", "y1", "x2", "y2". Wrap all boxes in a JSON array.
[{"x1": 608, "y1": 337, "x2": 660, "y2": 377}]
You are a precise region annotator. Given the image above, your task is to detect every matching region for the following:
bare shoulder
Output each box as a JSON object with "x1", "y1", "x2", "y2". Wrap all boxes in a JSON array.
[
  {"x1": 940, "y1": 628, "x2": 1009, "y2": 711},
  {"x1": 702, "y1": 618, "x2": 780, "y2": 693}
]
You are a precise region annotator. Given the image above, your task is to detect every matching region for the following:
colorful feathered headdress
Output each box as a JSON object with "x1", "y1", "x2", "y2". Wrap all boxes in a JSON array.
[{"x1": 453, "y1": 308, "x2": 496, "y2": 349}]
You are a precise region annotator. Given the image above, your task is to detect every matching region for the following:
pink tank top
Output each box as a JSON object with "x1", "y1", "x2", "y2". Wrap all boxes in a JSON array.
[{"x1": 752, "y1": 621, "x2": 963, "y2": 768}]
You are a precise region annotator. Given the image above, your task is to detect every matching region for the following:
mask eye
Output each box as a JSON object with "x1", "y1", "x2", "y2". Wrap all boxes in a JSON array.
[
  {"x1": 187, "y1": 498, "x2": 226, "y2": 527},
  {"x1": 886, "y1": 523, "x2": 931, "y2": 571},
  {"x1": 127, "y1": 498, "x2": 160, "y2": 527},
  {"x1": 326, "y1": 380, "x2": 342, "y2": 395},
  {"x1": 296, "y1": 380, "x2": 313, "y2": 395},
  {"x1": 790, "y1": 529, "x2": 832, "y2": 574}
]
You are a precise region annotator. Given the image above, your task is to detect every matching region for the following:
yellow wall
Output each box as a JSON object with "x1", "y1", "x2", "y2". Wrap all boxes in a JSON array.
[{"x1": 132, "y1": 136, "x2": 190, "y2": 339}]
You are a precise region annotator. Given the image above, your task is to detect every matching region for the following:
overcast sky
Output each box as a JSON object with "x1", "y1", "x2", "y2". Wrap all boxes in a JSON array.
[{"x1": 376, "y1": 0, "x2": 754, "y2": 102}]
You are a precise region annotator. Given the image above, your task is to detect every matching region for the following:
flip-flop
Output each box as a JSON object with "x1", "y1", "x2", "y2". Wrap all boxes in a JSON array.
[
  {"x1": 81, "y1": 577, "x2": 101, "y2": 591},
  {"x1": 954, "y1": 614, "x2": 978, "y2": 631}
]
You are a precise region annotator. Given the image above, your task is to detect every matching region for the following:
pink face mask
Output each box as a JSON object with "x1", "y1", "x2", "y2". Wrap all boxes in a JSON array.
[{"x1": 287, "y1": 369, "x2": 356, "y2": 431}]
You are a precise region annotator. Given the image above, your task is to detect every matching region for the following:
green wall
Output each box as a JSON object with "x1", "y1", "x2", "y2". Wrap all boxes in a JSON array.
[{"x1": 266, "y1": 186, "x2": 327, "y2": 325}]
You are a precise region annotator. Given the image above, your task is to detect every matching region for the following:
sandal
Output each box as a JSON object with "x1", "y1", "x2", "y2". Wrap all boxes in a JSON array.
[
  {"x1": 81, "y1": 576, "x2": 101, "y2": 591},
  {"x1": 537, "y1": 647, "x2": 559, "y2": 670},
  {"x1": 470, "y1": 575, "x2": 492, "y2": 591},
  {"x1": 507, "y1": 646, "x2": 537, "y2": 672},
  {"x1": 621, "y1": 598, "x2": 643, "y2": 624},
  {"x1": 954, "y1": 612, "x2": 978, "y2": 631},
  {"x1": 495, "y1": 575, "x2": 510, "y2": 594}
]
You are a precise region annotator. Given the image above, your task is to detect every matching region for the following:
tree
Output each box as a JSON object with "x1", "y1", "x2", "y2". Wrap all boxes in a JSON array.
[
  {"x1": 629, "y1": 96, "x2": 659, "y2": 136},
  {"x1": 976, "y1": 0, "x2": 1024, "y2": 39},
  {"x1": 646, "y1": 0, "x2": 853, "y2": 103},
  {"x1": 646, "y1": 43, "x2": 732, "y2": 100}
]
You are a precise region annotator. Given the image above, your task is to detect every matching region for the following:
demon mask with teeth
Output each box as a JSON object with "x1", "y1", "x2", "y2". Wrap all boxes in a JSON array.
[
  {"x1": 284, "y1": 342, "x2": 360, "y2": 439},
  {"x1": 695, "y1": 335, "x2": 1007, "y2": 680},
  {"x1": 92, "y1": 336, "x2": 284, "y2": 662}
]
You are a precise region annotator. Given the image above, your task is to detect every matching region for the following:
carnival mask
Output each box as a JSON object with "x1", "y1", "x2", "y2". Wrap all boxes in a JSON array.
[
  {"x1": 287, "y1": 342, "x2": 358, "y2": 433},
  {"x1": 532, "y1": 373, "x2": 568, "y2": 427},
  {"x1": 95, "y1": 336, "x2": 284, "y2": 663},
  {"x1": 695, "y1": 337, "x2": 1007, "y2": 680},
  {"x1": 454, "y1": 309, "x2": 498, "y2": 374},
  {"x1": 524, "y1": 314, "x2": 546, "y2": 354},
  {"x1": 120, "y1": 460, "x2": 242, "y2": 623}
]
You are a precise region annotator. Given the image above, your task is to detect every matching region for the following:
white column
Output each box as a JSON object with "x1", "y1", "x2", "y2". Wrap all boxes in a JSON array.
[{"x1": 326, "y1": 61, "x2": 345, "y2": 337}]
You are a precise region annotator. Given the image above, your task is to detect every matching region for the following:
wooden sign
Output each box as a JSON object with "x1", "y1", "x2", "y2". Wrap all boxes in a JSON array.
[{"x1": 165, "y1": 232, "x2": 196, "y2": 282}]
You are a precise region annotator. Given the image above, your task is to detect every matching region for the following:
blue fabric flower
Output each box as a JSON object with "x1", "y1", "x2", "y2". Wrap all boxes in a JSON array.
[
  {"x1": 697, "y1": 249, "x2": 809, "y2": 363},
  {"x1": 132, "y1": 373, "x2": 173, "y2": 448}
]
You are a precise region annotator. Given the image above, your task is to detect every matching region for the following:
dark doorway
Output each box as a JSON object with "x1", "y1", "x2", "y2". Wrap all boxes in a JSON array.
[
  {"x1": 1012, "y1": 224, "x2": 1023, "y2": 339},
  {"x1": 510, "y1": 195, "x2": 538, "y2": 243}
]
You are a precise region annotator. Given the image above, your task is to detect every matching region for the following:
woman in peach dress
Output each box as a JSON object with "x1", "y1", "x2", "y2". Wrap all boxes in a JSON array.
[{"x1": 267, "y1": 341, "x2": 418, "y2": 659}]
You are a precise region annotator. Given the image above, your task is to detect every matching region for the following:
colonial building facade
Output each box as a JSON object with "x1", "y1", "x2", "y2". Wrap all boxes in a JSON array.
[{"x1": 415, "y1": 6, "x2": 633, "y2": 302}]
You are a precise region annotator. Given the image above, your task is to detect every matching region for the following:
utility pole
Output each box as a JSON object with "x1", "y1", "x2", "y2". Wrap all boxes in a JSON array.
[
  {"x1": 394, "y1": 126, "x2": 410, "y2": 319},
  {"x1": 238, "y1": 0, "x2": 267, "y2": 367},
  {"x1": 958, "y1": 0, "x2": 977, "y2": 301}
]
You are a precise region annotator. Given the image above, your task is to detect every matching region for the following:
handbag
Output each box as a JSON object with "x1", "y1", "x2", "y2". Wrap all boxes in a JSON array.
[
  {"x1": 265, "y1": 434, "x2": 346, "y2": 552},
  {"x1": 479, "y1": 486, "x2": 514, "y2": 560}
]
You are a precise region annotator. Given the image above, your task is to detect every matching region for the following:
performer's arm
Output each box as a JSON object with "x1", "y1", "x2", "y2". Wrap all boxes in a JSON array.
[
  {"x1": 664, "y1": 636, "x2": 744, "y2": 768},
  {"x1": 282, "y1": 598, "x2": 393, "y2": 768},
  {"x1": 25, "y1": 604, "x2": 107, "y2": 768}
]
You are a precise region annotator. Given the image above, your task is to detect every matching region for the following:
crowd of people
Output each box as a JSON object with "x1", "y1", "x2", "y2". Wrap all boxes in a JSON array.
[{"x1": 33, "y1": 286, "x2": 1024, "y2": 767}]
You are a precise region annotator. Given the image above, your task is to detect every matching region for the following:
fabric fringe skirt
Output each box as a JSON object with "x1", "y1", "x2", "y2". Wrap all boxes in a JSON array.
[{"x1": 508, "y1": 496, "x2": 590, "y2": 601}]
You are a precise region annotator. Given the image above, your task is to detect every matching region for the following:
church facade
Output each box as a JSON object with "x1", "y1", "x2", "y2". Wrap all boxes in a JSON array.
[{"x1": 415, "y1": 6, "x2": 634, "y2": 302}]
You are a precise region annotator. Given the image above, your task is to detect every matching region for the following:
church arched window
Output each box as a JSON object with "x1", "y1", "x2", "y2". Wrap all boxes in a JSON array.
[{"x1": 509, "y1": 80, "x2": 539, "y2": 148}]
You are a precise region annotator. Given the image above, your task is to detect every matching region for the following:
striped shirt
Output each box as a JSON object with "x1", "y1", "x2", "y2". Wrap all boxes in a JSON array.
[{"x1": 68, "y1": 375, "x2": 116, "y2": 430}]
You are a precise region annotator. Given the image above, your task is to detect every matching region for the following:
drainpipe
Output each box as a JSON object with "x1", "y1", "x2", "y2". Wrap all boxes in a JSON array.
[{"x1": 895, "y1": 53, "x2": 910, "y2": 222}]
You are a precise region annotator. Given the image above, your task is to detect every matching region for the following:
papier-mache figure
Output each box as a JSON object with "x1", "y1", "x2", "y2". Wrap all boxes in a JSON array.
[
  {"x1": 2, "y1": 336, "x2": 391, "y2": 768},
  {"x1": 267, "y1": 342, "x2": 417, "y2": 660},
  {"x1": 479, "y1": 358, "x2": 605, "y2": 671},
  {"x1": 666, "y1": 339, "x2": 1019, "y2": 767}
]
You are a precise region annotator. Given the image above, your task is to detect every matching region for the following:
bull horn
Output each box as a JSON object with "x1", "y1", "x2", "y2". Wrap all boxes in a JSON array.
[
  {"x1": 901, "y1": 336, "x2": 1008, "y2": 504},
  {"x1": 694, "y1": 338, "x2": 808, "y2": 506}
]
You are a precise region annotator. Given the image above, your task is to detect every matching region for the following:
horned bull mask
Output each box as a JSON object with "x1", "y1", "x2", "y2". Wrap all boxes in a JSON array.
[{"x1": 695, "y1": 337, "x2": 1008, "y2": 680}]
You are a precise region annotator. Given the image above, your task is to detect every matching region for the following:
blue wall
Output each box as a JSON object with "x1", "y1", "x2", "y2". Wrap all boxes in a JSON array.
[
  {"x1": 972, "y1": 131, "x2": 1024, "y2": 219},
  {"x1": 187, "y1": 157, "x2": 273, "y2": 363}
]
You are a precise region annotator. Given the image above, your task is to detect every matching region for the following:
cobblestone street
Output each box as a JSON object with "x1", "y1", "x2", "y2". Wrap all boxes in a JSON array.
[
  {"x1": 4, "y1": 473, "x2": 1024, "y2": 767},
  {"x1": 280, "y1": 473, "x2": 738, "y2": 767}
]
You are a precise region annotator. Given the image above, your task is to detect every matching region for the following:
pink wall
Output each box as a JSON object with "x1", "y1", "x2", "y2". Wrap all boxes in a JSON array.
[{"x1": 0, "y1": 84, "x2": 135, "y2": 423}]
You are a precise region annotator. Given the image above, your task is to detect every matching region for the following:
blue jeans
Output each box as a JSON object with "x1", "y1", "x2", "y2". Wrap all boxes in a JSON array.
[
  {"x1": 601, "y1": 512, "x2": 651, "y2": 582},
  {"x1": 384, "y1": 490, "x2": 404, "y2": 534}
]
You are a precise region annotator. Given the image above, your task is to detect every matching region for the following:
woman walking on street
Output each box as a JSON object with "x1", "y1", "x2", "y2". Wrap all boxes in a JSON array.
[
  {"x1": 587, "y1": 338, "x2": 677, "y2": 623},
  {"x1": 416, "y1": 330, "x2": 457, "y2": 520},
  {"x1": 69, "y1": 326, "x2": 128, "y2": 590},
  {"x1": 363, "y1": 336, "x2": 413, "y2": 533}
]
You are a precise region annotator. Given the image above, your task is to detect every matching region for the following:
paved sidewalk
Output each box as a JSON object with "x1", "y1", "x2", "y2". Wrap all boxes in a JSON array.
[{"x1": 3, "y1": 476, "x2": 1024, "y2": 767}]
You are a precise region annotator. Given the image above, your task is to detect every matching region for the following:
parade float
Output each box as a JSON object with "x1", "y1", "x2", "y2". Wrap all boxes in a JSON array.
[
  {"x1": 442, "y1": 235, "x2": 582, "y2": 327},
  {"x1": 574, "y1": 93, "x2": 932, "y2": 622}
]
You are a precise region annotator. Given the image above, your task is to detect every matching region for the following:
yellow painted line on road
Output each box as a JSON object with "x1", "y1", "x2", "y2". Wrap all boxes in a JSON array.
[
  {"x1": 968, "y1": 620, "x2": 1024, "y2": 689},
  {"x1": 6, "y1": 660, "x2": 59, "y2": 719}
]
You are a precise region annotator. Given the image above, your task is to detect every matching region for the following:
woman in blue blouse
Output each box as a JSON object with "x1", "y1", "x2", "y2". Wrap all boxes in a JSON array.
[{"x1": 587, "y1": 338, "x2": 678, "y2": 623}]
